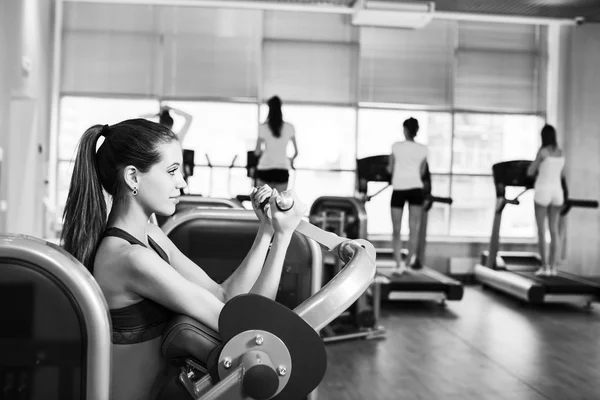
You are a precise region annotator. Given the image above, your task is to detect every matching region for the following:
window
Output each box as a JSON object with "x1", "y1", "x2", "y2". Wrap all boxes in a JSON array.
[
  {"x1": 56, "y1": 96, "x2": 159, "y2": 222},
  {"x1": 450, "y1": 113, "x2": 543, "y2": 237},
  {"x1": 260, "y1": 104, "x2": 357, "y2": 170},
  {"x1": 162, "y1": 101, "x2": 258, "y2": 196},
  {"x1": 452, "y1": 113, "x2": 541, "y2": 174},
  {"x1": 357, "y1": 109, "x2": 451, "y2": 173}
]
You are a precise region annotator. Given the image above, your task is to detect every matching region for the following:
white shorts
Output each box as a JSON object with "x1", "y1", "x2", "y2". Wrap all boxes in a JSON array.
[{"x1": 534, "y1": 186, "x2": 564, "y2": 207}]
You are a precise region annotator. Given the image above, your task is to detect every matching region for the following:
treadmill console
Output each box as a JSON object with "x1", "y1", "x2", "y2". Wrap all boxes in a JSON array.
[
  {"x1": 491, "y1": 160, "x2": 535, "y2": 198},
  {"x1": 356, "y1": 155, "x2": 391, "y2": 194}
]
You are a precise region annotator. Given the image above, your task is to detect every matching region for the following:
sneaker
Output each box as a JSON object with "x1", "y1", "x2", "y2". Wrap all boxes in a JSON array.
[
  {"x1": 535, "y1": 267, "x2": 548, "y2": 276},
  {"x1": 392, "y1": 261, "x2": 407, "y2": 276}
]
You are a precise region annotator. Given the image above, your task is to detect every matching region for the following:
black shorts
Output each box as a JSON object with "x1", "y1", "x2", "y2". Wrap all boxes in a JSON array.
[
  {"x1": 390, "y1": 189, "x2": 425, "y2": 208},
  {"x1": 255, "y1": 169, "x2": 290, "y2": 184}
]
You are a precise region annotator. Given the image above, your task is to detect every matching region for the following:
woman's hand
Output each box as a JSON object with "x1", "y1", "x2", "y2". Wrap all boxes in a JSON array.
[
  {"x1": 250, "y1": 185, "x2": 274, "y2": 234},
  {"x1": 269, "y1": 189, "x2": 305, "y2": 236}
]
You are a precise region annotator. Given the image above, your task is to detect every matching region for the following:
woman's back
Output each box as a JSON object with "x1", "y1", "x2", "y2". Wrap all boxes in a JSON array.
[
  {"x1": 257, "y1": 122, "x2": 295, "y2": 170},
  {"x1": 94, "y1": 227, "x2": 173, "y2": 400},
  {"x1": 391, "y1": 141, "x2": 427, "y2": 190},
  {"x1": 535, "y1": 147, "x2": 565, "y2": 188}
]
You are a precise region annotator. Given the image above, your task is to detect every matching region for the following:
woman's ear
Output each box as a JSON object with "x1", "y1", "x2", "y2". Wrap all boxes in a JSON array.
[{"x1": 123, "y1": 165, "x2": 139, "y2": 191}]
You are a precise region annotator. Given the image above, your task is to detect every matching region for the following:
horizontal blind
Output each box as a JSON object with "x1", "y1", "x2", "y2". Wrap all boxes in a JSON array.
[
  {"x1": 61, "y1": 3, "x2": 159, "y2": 95},
  {"x1": 262, "y1": 11, "x2": 358, "y2": 104},
  {"x1": 455, "y1": 21, "x2": 545, "y2": 113},
  {"x1": 160, "y1": 7, "x2": 261, "y2": 99},
  {"x1": 359, "y1": 20, "x2": 456, "y2": 107}
]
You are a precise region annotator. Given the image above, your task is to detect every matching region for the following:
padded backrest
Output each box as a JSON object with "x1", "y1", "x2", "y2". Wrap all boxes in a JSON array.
[
  {"x1": 0, "y1": 234, "x2": 111, "y2": 400},
  {"x1": 162, "y1": 209, "x2": 321, "y2": 310}
]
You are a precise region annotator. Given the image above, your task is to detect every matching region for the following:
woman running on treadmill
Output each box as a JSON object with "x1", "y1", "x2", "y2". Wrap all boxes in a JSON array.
[
  {"x1": 254, "y1": 96, "x2": 299, "y2": 193},
  {"x1": 527, "y1": 124, "x2": 565, "y2": 276},
  {"x1": 61, "y1": 119, "x2": 305, "y2": 400},
  {"x1": 388, "y1": 117, "x2": 429, "y2": 275}
]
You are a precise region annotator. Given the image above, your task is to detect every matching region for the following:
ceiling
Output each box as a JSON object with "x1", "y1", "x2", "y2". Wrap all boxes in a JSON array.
[{"x1": 234, "y1": 0, "x2": 600, "y2": 22}]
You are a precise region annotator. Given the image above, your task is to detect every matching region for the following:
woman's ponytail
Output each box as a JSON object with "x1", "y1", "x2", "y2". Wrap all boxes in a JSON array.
[{"x1": 61, "y1": 125, "x2": 107, "y2": 273}]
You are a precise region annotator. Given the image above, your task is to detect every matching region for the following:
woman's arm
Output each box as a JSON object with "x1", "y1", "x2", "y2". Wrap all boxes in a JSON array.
[
  {"x1": 154, "y1": 186, "x2": 277, "y2": 302},
  {"x1": 527, "y1": 148, "x2": 545, "y2": 177},
  {"x1": 254, "y1": 137, "x2": 265, "y2": 158},
  {"x1": 124, "y1": 246, "x2": 224, "y2": 331},
  {"x1": 249, "y1": 190, "x2": 305, "y2": 300},
  {"x1": 387, "y1": 154, "x2": 395, "y2": 177},
  {"x1": 165, "y1": 106, "x2": 193, "y2": 142}
]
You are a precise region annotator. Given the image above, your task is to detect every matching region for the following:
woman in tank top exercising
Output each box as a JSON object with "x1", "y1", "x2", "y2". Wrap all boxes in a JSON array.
[
  {"x1": 527, "y1": 124, "x2": 566, "y2": 276},
  {"x1": 61, "y1": 119, "x2": 305, "y2": 400}
]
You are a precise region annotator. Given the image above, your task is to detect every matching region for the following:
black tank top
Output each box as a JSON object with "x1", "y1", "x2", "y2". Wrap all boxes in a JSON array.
[{"x1": 102, "y1": 227, "x2": 173, "y2": 345}]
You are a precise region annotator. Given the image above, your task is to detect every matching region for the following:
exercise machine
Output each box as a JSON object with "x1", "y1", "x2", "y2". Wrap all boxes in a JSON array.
[
  {"x1": 474, "y1": 160, "x2": 600, "y2": 305},
  {"x1": 357, "y1": 155, "x2": 464, "y2": 304},
  {"x1": 0, "y1": 192, "x2": 376, "y2": 400},
  {"x1": 309, "y1": 196, "x2": 386, "y2": 342}
]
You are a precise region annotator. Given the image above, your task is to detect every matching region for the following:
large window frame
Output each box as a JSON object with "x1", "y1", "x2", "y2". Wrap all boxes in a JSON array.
[{"x1": 51, "y1": 5, "x2": 549, "y2": 241}]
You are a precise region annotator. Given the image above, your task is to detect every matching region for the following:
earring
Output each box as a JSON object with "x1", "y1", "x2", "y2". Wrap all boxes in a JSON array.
[{"x1": 132, "y1": 187, "x2": 138, "y2": 196}]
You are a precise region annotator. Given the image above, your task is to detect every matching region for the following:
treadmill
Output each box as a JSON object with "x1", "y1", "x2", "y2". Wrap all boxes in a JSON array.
[
  {"x1": 357, "y1": 156, "x2": 464, "y2": 303},
  {"x1": 474, "y1": 160, "x2": 600, "y2": 305}
]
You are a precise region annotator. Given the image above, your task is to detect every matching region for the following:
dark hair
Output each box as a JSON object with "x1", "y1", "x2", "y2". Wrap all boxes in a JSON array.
[
  {"x1": 159, "y1": 109, "x2": 174, "y2": 129},
  {"x1": 541, "y1": 124, "x2": 558, "y2": 149},
  {"x1": 403, "y1": 117, "x2": 419, "y2": 139},
  {"x1": 61, "y1": 119, "x2": 178, "y2": 272},
  {"x1": 266, "y1": 96, "x2": 283, "y2": 138}
]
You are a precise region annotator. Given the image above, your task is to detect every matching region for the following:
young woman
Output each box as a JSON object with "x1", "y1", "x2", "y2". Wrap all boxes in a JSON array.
[
  {"x1": 388, "y1": 117, "x2": 429, "y2": 275},
  {"x1": 61, "y1": 119, "x2": 304, "y2": 400},
  {"x1": 527, "y1": 124, "x2": 565, "y2": 276},
  {"x1": 254, "y1": 96, "x2": 299, "y2": 193}
]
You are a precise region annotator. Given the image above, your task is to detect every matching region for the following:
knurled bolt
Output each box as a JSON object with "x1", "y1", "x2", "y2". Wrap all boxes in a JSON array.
[
  {"x1": 223, "y1": 358, "x2": 232, "y2": 369},
  {"x1": 277, "y1": 365, "x2": 287, "y2": 376},
  {"x1": 255, "y1": 335, "x2": 264, "y2": 346}
]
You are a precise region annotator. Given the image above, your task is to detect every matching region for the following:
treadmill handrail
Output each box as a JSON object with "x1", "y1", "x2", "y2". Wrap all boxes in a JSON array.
[
  {"x1": 0, "y1": 234, "x2": 112, "y2": 400},
  {"x1": 561, "y1": 198, "x2": 599, "y2": 216},
  {"x1": 430, "y1": 196, "x2": 452, "y2": 205},
  {"x1": 293, "y1": 239, "x2": 376, "y2": 332}
]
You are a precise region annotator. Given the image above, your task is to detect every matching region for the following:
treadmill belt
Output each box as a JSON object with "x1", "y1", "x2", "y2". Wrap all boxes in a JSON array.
[
  {"x1": 386, "y1": 271, "x2": 447, "y2": 292},
  {"x1": 515, "y1": 271, "x2": 598, "y2": 295}
]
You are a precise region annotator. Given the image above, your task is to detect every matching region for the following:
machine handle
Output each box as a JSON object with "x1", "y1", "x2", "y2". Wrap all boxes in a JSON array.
[
  {"x1": 293, "y1": 239, "x2": 375, "y2": 332},
  {"x1": 561, "y1": 198, "x2": 599, "y2": 216},
  {"x1": 430, "y1": 196, "x2": 453, "y2": 205},
  {"x1": 260, "y1": 189, "x2": 377, "y2": 332}
]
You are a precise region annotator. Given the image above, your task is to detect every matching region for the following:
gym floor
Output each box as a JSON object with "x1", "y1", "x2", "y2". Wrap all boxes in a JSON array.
[{"x1": 317, "y1": 286, "x2": 600, "y2": 400}]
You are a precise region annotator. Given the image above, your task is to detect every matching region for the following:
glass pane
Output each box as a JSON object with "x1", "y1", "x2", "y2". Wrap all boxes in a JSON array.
[
  {"x1": 58, "y1": 97, "x2": 159, "y2": 161},
  {"x1": 365, "y1": 175, "x2": 450, "y2": 236},
  {"x1": 260, "y1": 105, "x2": 357, "y2": 170},
  {"x1": 187, "y1": 166, "x2": 253, "y2": 198},
  {"x1": 165, "y1": 101, "x2": 259, "y2": 167},
  {"x1": 0, "y1": 262, "x2": 84, "y2": 400},
  {"x1": 501, "y1": 187, "x2": 536, "y2": 237},
  {"x1": 452, "y1": 113, "x2": 543, "y2": 174},
  {"x1": 450, "y1": 175, "x2": 496, "y2": 237},
  {"x1": 294, "y1": 170, "x2": 355, "y2": 214},
  {"x1": 357, "y1": 109, "x2": 452, "y2": 173}
]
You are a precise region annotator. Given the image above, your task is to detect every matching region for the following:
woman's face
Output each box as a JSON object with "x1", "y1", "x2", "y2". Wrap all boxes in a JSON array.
[{"x1": 137, "y1": 140, "x2": 187, "y2": 216}]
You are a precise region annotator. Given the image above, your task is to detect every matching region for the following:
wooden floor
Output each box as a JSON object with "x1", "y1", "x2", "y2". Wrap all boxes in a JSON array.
[{"x1": 317, "y1": 286, "x2": 600, "y2": 400}]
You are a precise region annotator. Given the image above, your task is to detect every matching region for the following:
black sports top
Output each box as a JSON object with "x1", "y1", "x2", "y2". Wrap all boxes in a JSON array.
[{"x1": 102, "y1": 227, "x2": 173, "y2": 345}]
